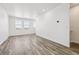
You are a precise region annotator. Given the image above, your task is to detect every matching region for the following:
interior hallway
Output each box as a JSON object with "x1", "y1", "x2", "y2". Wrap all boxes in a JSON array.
[{"x1": 0, "y1": 34, "x2": 79, "y2": 55}]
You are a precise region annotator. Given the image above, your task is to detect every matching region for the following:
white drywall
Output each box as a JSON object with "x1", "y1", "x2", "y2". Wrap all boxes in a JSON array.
[
  {"x1": 35, "y1": 4, "x2": 70, "y2": 47},
  {"x1": 0, "y1": 6, "x2": 9, "y2": 44},
  {"x1": 70, "y1": 5, "x2": 79, "y2": 44},
  {"x1": 9, "y1": 16, "x2": 35, "y2": 36}
]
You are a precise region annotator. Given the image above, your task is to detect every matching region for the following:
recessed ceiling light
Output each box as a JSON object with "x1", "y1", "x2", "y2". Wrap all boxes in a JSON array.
[
  {"x1": 42, "y1": 9, "x2": 46, "y2": 12},
  {"x1": 42, "y1": 8, "x2": 48, "y2": 12}
]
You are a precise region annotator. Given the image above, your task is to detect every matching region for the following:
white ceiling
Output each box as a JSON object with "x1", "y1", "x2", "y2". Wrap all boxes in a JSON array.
[{"x1": 0, "y1": 3, "x2": 61, "y2": 19}]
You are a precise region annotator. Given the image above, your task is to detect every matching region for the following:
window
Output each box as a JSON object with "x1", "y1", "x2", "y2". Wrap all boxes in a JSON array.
[
  {"x1": 16, "y1": 20, "x2": 23, "y2": 29},
  {"x1": 16, "y1": 19, "x2": 33, "y2": 29},
  {"x1": 24, "y1": 20, "x2": 31, "y2": 28}
]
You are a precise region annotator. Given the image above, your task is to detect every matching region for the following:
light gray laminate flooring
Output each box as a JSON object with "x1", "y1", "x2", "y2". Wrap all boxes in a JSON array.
[{"x1": 0, "y1": 34, "x2": 79, "y2": 55}]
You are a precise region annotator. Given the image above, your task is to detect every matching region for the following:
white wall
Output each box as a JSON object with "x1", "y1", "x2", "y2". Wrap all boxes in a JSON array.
[
  {"x1": 0, "y1": 6, "x2": 9, "y2": 44},
  {"x1": 9, "y1": 16, "x2": 35, "y2": 36},
  {"x1": 70, "y1": 5, "x2": 79, "y2": 44},
  {"x1": 35, "y1": 4, "x2": 70, "y2": 47}
]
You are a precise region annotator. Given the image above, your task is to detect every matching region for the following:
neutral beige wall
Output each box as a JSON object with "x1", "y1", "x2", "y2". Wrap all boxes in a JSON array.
[
  {"x1": 70, "y1": 5, "x2": 79, "y2": 43},
  {"x1": 0, "y1": 5, "x2": 9, "y2": 44},
  {"x1": 35, "y1": 4, "x2": 70, "y2": 47}
]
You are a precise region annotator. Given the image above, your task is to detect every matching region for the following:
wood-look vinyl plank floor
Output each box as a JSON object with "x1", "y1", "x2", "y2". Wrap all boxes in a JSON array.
[{"x1": 0, "y1": 34, "x2": 79, "y2": 55}]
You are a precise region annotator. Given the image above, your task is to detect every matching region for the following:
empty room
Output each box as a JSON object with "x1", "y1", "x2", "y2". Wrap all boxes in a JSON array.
[{"x1": 0, "y1": 3, "x2": 79, "y2": 55}]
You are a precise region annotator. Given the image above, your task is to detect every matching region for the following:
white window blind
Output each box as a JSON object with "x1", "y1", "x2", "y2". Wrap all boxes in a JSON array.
[
  {"x1": 16, "y1": 19, "x2": 33, "y2": 29},
  {"x1": 16, "y1": 20, "x2": 23, "y2": 29},
  {"x1": 24, "y1": 20, "x2": 32, "y2": 28}
]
